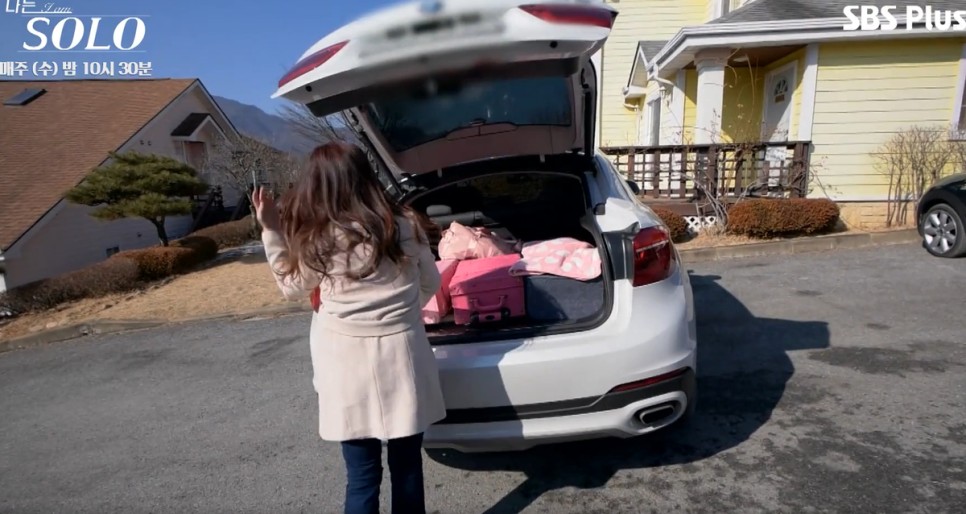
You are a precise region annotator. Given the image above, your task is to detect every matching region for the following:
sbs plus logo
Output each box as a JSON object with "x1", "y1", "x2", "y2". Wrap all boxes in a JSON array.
[{"x1": 843, "y1": 5, "x2": 966, "y2": 31}]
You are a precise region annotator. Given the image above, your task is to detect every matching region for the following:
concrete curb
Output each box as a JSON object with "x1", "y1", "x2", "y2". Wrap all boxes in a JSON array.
[
  {"x1": 0, "y1": 304, "x2": 312, "y2": 354},
  {"x1": 173, "y1": 304, "x2": 311, "y2": 324},
  {"x1": 0, "y1": 320, "x2": 165, "y2": 354},
  {"x1": 1, "y1": 229, "x2": 919, "y2": 353},
  {"x1": 678, "y1": 229, "x2": 919, "y2": 263}
]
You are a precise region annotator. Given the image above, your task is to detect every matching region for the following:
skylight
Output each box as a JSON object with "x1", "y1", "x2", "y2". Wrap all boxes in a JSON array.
[{"x1": 3, "y1": 88, "x2": 46, "y2": 106}]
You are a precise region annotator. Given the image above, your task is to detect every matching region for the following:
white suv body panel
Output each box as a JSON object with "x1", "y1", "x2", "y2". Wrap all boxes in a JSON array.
[{"x1": 423, "y1": 156, "x2": 697, "y2": 452}]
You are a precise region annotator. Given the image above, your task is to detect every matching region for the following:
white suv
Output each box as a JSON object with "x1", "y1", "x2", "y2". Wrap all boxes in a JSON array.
[{"x1": 272, "y1": 0, "x2": 697, "y2": 453}]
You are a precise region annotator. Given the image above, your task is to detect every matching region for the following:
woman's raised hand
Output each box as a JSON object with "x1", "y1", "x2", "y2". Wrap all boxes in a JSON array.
[{"x1": 252, "y1": 186, "x2": 282, "y2": 232}]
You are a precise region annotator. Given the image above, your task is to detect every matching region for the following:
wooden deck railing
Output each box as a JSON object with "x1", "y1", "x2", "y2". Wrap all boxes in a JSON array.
[{"x1": 600, "y1": 141, "x2": 811, "y2": 204}]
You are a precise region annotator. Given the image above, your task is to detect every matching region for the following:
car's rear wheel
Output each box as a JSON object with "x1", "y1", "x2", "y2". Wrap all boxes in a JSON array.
[{"x1": 921, "y1": 204, "x2": 966, "y2": 258}]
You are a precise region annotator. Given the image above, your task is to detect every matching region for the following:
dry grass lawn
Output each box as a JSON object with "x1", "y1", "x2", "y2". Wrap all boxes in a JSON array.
[
  {"x1": 0, "y1": 251, "x2": 290, "y2": 342},
  {"x1": 675, "y1": 233, "x2": 781, "y2": 250}
]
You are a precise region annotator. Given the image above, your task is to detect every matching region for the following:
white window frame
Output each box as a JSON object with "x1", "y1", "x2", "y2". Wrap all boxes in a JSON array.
[
  {"x1": 951, "y1": 43, "x2": 966, "y2": 140},
  {"x1": 714, "y1": 0, "x2": 731, "y2": 19}
]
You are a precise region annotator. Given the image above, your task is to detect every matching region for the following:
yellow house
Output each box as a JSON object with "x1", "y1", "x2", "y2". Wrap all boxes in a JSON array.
[{"x1": 596, "y1": 0, "x2": 966, "y2": 229}]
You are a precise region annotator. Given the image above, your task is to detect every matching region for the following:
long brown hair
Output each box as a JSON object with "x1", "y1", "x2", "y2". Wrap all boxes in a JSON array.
[{"x1": 275, "y1": 142, "x2": 435, "y2": 282}]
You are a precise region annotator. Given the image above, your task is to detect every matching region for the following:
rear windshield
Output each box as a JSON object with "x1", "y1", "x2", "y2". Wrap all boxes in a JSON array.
[{"x1": 363, "y1": 76, "x2": 572, "y2": 152}]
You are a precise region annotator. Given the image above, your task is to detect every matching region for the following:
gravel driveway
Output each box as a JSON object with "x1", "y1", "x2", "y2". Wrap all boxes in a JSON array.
[{"x1": 1, "y1": 243, "x2": 964, "y2": 513}]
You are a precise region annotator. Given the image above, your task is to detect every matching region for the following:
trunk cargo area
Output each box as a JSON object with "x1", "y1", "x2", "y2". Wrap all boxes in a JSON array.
[{"x1": 407, "y1": 171, "x2": 612, "y2": 344}]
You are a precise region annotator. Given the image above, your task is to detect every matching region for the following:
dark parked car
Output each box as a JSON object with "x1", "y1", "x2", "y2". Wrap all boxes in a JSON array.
[{"x1": 917, "y1": 173, "x2": 966, "y2": 258}]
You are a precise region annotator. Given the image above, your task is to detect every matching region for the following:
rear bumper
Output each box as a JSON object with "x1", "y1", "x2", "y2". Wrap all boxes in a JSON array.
[
  {"x1": 424, "y1": 269, "x2": 697, "y2": 452},
  {"x1": 424, "y1": 368, "x2": 696, "y2": 453}
]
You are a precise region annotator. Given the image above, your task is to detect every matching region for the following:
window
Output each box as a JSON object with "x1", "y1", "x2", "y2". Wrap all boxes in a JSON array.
[
  {"x1": 183, "y1": 141, "x2": 208, "y2": 171},
  {"x1": 720, "y1": 0, "x2": 755, "y2": 18},
  {"x1": 363, "y1": 76, "x2": 573, "y2": 152},
  {"x1": 3, "y1": 88, "x2": 45, "y2": 106},
  {"x1": 773, "y1": 78, "x2": 789, "y2": 103}
]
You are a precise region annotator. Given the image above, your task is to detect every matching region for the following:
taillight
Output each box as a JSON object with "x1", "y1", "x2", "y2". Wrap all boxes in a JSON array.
[
  {"x1": 608, "y1": 368, "x2": 688, "y2": 393},
  {"x1": 277, "y1": 41, "x2": 348, "y2": 89},
  {"x1": 518, "y1": 4, "x2": 616, "y2": 28},
  {"x1": 632, "y1": 226, "x2": 674, "y2": 287}
]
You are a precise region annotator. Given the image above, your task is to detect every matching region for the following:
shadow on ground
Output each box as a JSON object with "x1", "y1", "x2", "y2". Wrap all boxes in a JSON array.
[{"x1": 426, "y1": 272, "x2": 830, "y2": 514}]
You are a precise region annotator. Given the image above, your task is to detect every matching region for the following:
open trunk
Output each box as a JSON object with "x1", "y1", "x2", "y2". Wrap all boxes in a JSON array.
[
  {"x1": 268, "y1": 1, "x2": 622, "y2": 344},
  {"x1": 405, "y1": 168, "x2": 614, "y2": 345}
]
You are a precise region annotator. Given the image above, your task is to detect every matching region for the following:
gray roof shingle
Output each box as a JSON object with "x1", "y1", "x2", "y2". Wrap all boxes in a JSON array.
[
  {"x1": 638, "y1": 40, "x2": 669, "y2": 62},
  {"x1": 710, "y1": 0, "x2": 966, "y2": 24}
]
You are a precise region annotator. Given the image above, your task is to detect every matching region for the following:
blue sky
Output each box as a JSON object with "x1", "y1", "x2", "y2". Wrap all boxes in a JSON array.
[{"x1": 0, "y1": 0, "x2": 397, "y2": 114}]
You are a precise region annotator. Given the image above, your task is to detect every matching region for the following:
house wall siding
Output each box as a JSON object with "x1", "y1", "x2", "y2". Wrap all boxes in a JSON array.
[
  {"x1": 722, "y1": 66, "x2": 765, "y2": 142},
  {"x1": 809, "y1": 38, "x2": 965, "y2": 198},
  {"x1": 1, "y1": 86, "x2": 235, "y2": 291},
  {"x1": 1, "y1": 203, "x2": 188, "y2": 291},
  {"x1": 681, "y1": 69, "x2": 699, "y2": 143},
  {"x1": 599, "y1": 0, "x2": 707, "y2": 147}
]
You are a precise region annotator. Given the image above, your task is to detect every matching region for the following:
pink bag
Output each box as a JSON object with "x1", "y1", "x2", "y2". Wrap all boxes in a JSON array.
[
  {"x1": 438, "y1": 221, "x2": 519, "y2": 261},
  {"x1": 450, "y1": 254, "x2": 526, "y2": 325},
  {"x1": 422, "y1": 260, "x2": 459, "y2": 325}
]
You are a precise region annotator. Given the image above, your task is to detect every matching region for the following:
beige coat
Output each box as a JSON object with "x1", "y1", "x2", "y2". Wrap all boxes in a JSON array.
[{"x1": 261, "y1": 216, "x2": 446, "y2": 442}]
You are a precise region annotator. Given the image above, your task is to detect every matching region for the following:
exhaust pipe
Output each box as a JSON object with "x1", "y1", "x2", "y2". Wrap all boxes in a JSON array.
[{"x1": 636, "y1": 402, "x2": 677, "y2": 426}]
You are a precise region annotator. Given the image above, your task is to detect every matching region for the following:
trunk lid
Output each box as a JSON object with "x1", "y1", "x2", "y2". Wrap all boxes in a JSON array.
[{"x1": 271, "y1": 0, "x2": 615, "y2": 175}]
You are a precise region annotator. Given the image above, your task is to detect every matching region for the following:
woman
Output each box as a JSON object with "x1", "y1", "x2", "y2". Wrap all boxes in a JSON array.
[{"x1": 253, "y1": 142, "x2": 446, "y2": 514}]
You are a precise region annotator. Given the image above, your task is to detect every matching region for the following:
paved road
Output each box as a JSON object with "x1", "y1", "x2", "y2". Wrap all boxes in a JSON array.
[{"x1": 2, "y1": 243, "x2": 965, "y2": 513}]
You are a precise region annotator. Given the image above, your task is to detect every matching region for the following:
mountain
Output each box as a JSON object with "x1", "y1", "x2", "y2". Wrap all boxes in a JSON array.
[{"x1": 212, "y1": 96, "x2": 349, "y2": 155}]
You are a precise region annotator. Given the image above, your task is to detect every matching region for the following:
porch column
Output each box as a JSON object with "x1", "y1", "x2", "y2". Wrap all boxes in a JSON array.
[{"x1": 694, "y1": 48, "x2": 731, "y2": 144}]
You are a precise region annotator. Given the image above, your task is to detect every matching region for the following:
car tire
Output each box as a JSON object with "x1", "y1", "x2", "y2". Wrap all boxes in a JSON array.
[{"x1": 921, "y1": 204, "x2": 966, "y2": 258}]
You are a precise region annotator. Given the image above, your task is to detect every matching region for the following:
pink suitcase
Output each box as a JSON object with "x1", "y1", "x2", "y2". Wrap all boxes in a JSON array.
[
  {"x1": 422, "y1": 259, "x2": 459, "y2": 324},
  {"x1": 450, "y1": 254, "x2": 526, "y2": 325}
]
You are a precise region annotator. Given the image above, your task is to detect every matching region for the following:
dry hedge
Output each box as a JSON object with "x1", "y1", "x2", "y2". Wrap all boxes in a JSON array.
[
  {"x1": 192, "y1": 217, "x2": 258, "y2": 249},
  {"x1": 649, "y1": 206, "x2": 690, "y2": 243},
  {"x1": 728, "y1": 198, "x2": 840, "y2": 238},
  {"x1": 113, "y1": 235, "x2": 218, "y2": 281},
  {"x1": 1, "y1": 233, "x2": 221, "y2": 316},
  {"x1": 0, "y1": 258, "x2": 142, "y2": 314}
]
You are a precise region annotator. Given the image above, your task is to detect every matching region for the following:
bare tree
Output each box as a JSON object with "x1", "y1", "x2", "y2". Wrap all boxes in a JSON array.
[
  {"x1": 280, "y1": 101, "x2": 410, "y2": 197},
  {"x1": 278, "y1": 101, "x2": 357, "y2": 149},
  {"x1": 873, "y1": 125, "x2": 954, "y2": 227},
  {"x1": 204, "y1": 134, "x2": 300, "y2": 214},
  {"x1": 949, "y1": 134, "x2": 966, "y2": 173}
]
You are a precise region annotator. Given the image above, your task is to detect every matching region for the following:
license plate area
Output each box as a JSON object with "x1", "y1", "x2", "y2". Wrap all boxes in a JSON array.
[{"x1": 359, "y1": 12, "x2": 505, "y2": 58}]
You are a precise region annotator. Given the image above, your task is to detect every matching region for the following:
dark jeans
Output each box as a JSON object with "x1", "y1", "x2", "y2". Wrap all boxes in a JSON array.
[{"x1": 341, "y1": 432, "x2": 426, "y2": 514}]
